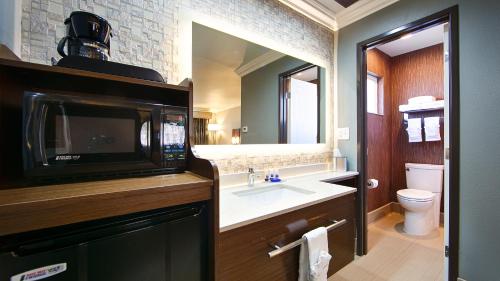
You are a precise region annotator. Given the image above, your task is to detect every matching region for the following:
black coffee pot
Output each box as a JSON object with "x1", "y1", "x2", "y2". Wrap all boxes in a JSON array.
[{"x1": 57, "y1": 11, "x2": 113, "y2": 60}]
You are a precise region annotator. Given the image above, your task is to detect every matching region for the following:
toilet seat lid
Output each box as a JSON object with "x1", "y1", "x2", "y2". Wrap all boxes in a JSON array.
[{"x1": 397, "y1": 189, "x2": 434, "y2": 202}]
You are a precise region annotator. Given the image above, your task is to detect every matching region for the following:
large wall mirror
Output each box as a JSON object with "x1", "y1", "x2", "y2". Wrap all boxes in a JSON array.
[{"x1": 192, "y1": 23, "x2": 326, "y2": 145}]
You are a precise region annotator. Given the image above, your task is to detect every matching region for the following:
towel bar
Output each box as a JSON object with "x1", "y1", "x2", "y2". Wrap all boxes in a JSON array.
[{"x1": 268, "y1": 219, "x2": 347, "y2": 258}]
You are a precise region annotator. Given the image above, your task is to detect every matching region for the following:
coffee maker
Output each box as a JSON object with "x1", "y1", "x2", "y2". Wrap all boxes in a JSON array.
[
  {"x1": 57, "y1": 11, "x2": 112, "y2": 60},
  {"x1": 55, "y1": 11, "x2": 165, "y2": 83}
]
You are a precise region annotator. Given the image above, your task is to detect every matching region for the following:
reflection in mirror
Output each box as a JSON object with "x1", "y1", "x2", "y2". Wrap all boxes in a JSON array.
[{"x1": 192, "y1": 23, "x2": 326, "y2": 145}]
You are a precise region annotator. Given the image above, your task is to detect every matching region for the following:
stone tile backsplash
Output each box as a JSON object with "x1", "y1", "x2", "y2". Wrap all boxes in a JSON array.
[
  {"x1": 21, "y1": 0, "x2": 334, "y2": 84},
  {"x1": 199, "y1": 151, "x2": 332, "y2": 175}
]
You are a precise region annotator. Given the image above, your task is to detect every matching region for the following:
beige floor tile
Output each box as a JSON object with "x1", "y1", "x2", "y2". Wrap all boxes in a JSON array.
[
  {"x1": 329, "y1": 213, "x2": 444, "y2": 281},
  {"x1": 378, "y1": 242, "x2": 443, "y2": 281},
  {"x1": 434, "y1": 267, "x2": 444, "y2": 281}
]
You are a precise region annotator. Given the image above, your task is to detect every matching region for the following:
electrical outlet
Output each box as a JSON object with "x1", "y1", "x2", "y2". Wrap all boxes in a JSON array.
[{"x1": 337, "y1": 127, "x2": 350, "y2": 140}]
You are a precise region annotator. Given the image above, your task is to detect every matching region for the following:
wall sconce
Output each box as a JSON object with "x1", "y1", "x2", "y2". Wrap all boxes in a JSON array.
[
  {"x1": 207, "y1": 123, "x2": 221, "y2": 131},
  {"x1": 207, "y1": 122, "x2": 221, "y2": 144},
  {"x1": 231, "y1": 128, "x2": 241, "y2": 145}
]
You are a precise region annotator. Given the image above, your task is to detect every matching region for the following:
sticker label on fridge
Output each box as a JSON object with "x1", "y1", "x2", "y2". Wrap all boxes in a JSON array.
[
  {"x1": 10, "y1": 263, "x2": 67, "y2": 281},
  {"x1": 55, "y1": 155, "x2": 80, "y2": 161}
]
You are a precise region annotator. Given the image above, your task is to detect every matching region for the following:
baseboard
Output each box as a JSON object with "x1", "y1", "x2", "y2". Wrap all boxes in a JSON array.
[
  {"x1": 367, "y1": 203, "x2": 392, "y2": 224},
  {"x1": 369, "y1": 202, "x2": 444, "y2": 225},
  {"x1": 391, "y1": 202, "x2": 404, "y2": 214}
]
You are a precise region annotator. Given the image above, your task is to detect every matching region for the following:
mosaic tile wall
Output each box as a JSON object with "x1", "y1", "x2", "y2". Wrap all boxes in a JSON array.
[
  {"x1": 213, "y1": 152, "x2": 332, "y2": 174},
  {"x1": 21, "y1": 0, "x2": 335, "y2": 174}
]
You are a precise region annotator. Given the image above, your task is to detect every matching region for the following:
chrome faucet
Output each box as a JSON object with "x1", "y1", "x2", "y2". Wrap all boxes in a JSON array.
[{"x1": 248, "y1": 167, "x2": 257, "y2": 187}]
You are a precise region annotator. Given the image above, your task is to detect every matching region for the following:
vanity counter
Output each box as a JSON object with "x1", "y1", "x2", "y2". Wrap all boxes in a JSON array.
[{"x1": 220, "y1": 170, "x2": 358, "y2": 232}]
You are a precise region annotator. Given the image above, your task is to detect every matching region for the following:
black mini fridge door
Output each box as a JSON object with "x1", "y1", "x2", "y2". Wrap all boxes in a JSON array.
[
  {"x1": 0, "y1": 203, "x2": 207, "y2": 281},
  {"x1": 85, "y1": 208, "x2": 206, "y2": 281},
  {"x1": 0, "y1": 246, "x2": 79, "y2": 281}
]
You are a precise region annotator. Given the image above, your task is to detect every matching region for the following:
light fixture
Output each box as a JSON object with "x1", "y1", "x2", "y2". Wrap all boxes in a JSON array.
[
  {"x1": 207, "y1": 123, "x2": 221, "y2": 131},
  {"x1": 207, "y1": 122, "x2": 221, "y2": 145},
  {"x1": 231, "y1": 128, "x2": 241, "y2": 145}
]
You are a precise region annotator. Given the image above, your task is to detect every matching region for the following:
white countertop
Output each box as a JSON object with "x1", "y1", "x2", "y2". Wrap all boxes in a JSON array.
[{"x1": 219, "y1": 170, "x2": 358, "y2": 232}]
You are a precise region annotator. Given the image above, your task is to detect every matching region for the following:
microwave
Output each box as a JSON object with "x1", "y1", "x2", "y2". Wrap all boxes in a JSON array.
[{"x1": 21, "y1": 91, "x2": 187, "y2": 182}]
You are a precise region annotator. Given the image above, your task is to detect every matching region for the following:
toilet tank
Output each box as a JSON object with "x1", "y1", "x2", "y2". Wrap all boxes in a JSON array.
[{"x1": 405, "y1": 163, "x2": 444, "y2": 192}]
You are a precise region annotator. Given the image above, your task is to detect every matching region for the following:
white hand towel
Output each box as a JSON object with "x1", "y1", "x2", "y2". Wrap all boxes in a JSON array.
[
  {"x1": 424, "y1": 117, "x2": 441, "y2": 141},
  {"x1": 406, "y1": 118, "x2": 422, "y2": 143},
  {"x1": 298, "y1": 227, "x2": 331, "y2": 281}
]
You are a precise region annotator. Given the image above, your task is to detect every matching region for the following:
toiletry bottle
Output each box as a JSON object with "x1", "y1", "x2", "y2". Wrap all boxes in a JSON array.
[
  {"x1": 270, "y1": 169, "x2": 281, "y2": 182},
  {"x1": 275, "y1": 169, "x2": 281, "y2": 182},
  {"x1": 270, "y1": 170, "x2": 275, "y2": 181}
]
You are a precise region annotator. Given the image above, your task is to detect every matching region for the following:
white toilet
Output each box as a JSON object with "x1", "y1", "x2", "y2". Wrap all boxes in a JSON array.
[{"x1": 397, "y1": 163, "x2": 444, "y2": 236}]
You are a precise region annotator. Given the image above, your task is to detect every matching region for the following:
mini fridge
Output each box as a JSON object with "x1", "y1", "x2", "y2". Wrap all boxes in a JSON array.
[{"x1": 0, "y1": 202, "x2": 208, "y2": 281}]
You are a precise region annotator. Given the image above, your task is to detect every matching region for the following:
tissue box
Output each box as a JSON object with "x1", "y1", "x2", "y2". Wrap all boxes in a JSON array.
[{"x1": 335, "y1": 157, "x2": 347, "y2": 172}]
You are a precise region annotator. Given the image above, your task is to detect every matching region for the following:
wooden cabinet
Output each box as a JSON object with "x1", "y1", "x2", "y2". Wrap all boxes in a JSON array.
[{"x1": 218, "y1": 193, "x2": 355, "y2": 281}]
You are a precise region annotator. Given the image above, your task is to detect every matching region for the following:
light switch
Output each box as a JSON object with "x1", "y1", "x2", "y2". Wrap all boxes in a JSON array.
[{"x1": 337, "y1": 127, "x2": 350, "y2": 140}]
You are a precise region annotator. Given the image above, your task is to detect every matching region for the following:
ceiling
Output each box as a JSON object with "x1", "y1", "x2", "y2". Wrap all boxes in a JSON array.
[
  {"x1": 333, "y1": 0, "x2": 359, "y2": 8},
  {"x1": 278, "y1": 0, "x2": 399, "y2": 30},
  {"x1": 192, "y1": 24, "x2": 265, "y2": 69},
  {"x1": 193, "y1": 23, "x2": 280, "y2": 113},
  {"x1": 307, "y1": 0, "x2": 346, "y2": 15},
  {"x1": 376, "y1": 24, "x2": 445, "y2": 57},
  {"x1": 192, "y1": 57, "x2": 242, "y2": 113},
  {"x1": 292, "y1": 67, "x2": 318, "y2": 82}
]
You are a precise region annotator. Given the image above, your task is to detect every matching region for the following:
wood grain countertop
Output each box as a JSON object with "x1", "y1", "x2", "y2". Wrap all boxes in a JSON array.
[{"x1": 0, "y1": 172, "x2": 213, "y2": 236}]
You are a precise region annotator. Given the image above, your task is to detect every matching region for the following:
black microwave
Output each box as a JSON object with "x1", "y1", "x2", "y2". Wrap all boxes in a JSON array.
[{"x1": 21, "y1": 91, "x2": 187, "y2": 182}]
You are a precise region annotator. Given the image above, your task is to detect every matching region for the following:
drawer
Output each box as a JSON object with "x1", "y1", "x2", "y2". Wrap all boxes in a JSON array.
[{"x1": 219, "y1": 193, "x2": 355, "y2": 281}]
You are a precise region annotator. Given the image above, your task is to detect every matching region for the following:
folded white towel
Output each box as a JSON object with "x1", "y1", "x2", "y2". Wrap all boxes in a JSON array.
[
  {"x1": 424, "y1": 117, "x2": 441, "y2": 141},
  {"x1": 299, "y1": 227, "x2": 331, "y2": 281},
  {"x1": 406, "y1": 118, "x2": 422, "y2": 143}
]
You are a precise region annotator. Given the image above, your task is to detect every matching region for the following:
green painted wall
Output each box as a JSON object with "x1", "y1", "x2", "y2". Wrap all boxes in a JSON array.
[
  {"x1": 241, "y1": 56, "x2": 326, "y2": 144},
  {"x1": 337, "y1": 0, "x2": 500, "y2": 280}
]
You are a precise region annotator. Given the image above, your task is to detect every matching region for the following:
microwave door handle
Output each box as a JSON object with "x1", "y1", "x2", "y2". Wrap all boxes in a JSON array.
[
  {"x1": 59, "y1": 104, "x2": 72, "y2": 153},
  {"x1": 38, "y1": 104, "x2": 49, "y2": 166}
]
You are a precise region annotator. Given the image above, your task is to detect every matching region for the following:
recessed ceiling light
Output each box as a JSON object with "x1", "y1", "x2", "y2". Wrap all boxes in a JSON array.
[{"x1": 401, "y1": 33, "x2": 413, "y2": 40}]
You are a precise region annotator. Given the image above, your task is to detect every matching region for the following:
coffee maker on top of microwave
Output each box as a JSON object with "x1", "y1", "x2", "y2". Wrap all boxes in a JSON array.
[
  {"x1": 54, "y1": 11, "x2": 166, "y2": 83},
  {"x1": 57, "y1": 11, "x2": 113, "y2": 61}
]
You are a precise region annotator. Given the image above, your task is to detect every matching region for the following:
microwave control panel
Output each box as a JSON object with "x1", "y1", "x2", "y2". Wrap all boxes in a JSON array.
[{"x1": 162, "y1": 111, "x2": 187, "y2": 169}]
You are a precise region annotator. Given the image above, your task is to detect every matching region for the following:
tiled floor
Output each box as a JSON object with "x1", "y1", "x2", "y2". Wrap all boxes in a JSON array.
[{"x1": 329, "y1": 212, "x2": 444, "y2": 281}]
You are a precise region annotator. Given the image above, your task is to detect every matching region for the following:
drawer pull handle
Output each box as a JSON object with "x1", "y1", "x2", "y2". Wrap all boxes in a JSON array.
[{"x1": 268, "y1": 219, "x2": 347, "y2": 258}]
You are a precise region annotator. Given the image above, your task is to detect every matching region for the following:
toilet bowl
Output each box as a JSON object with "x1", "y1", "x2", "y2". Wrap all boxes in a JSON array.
[
  {"x1": 397, "y1": 189, "x2": 435, "y2": 235},
  {"x1": 397, "y1": 163, "x2": 444, "y2": 236}
]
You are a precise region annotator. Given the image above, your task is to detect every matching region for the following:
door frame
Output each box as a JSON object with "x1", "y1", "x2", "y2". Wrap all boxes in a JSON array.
[
  {"x1": 278, "y1": 63, "x2": 321, "y2": 143},
  {"x1": 355, "y1": 6, "x2": 459, "y2": 281}
]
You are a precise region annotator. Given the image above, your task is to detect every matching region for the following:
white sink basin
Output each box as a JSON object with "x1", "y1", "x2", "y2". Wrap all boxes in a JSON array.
[{"x1": 233, "y1": 184, "x2": 315, "y2": 205}]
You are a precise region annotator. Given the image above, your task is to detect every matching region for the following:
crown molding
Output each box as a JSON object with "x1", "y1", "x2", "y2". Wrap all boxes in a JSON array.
[
  {"x1": 278, "y1": 0, "x2": 338, "y2": 31},
  {"x1": 278, "y1": 0, "x2": 399, "y2": 31},
  {"x1": 235, "y1": 51, "x2": 286, "y2": 77},
  {"x1": 335, "y1": 0, "x2": 399, "y2": 28}
]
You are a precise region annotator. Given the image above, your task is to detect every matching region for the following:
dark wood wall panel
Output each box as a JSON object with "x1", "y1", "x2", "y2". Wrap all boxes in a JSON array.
[
  {"x1": 366, "y1": 49, "x2": 392, "y2": 212},
  {"x1": 390, "y1": 44, "x2": 445, "y2": 209},
  {"x1": 366, "y1": 44, "x2": 445, "y2": 213}
]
